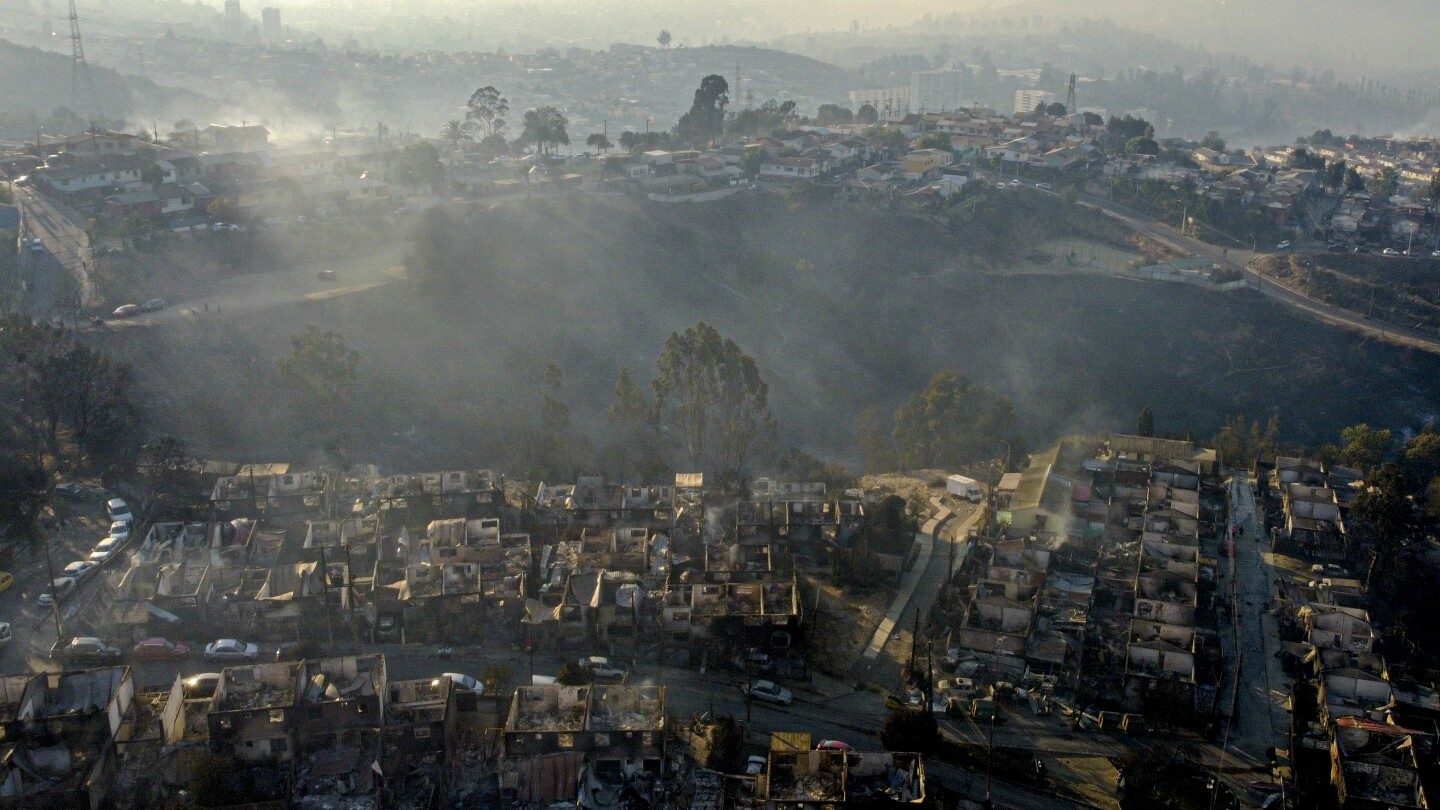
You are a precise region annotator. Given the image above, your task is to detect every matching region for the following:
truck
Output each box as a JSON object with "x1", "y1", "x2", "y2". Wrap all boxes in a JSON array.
[{"x1": 946, "y1": 475, "x2": 983, "y2": 503}]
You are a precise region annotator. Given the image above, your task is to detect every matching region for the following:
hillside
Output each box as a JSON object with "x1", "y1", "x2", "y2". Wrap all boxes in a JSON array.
[
  {"x1": 0, "y1": 38, "x2": 214, "y2": 127},
  {"x1": 1252, "y1": 252, "x2": 1440, "y2": 334},
  {"x1": 103, "y1": 194, "x2": 1440, "y2": 470}
]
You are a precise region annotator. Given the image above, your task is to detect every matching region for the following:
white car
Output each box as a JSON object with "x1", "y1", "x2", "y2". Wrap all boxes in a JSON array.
[
  {"x1": 204, "y1": 639, "x2": 260, "y2": 662},
  {"x1": 440, "y1": 672, "x2": 485, "y2": 694},
  {"x1": 106, "y1": 498, "x2": 132, "y2": 523},
  {"x1": 1383, "y1": 248, "x2": 1401, "y2": 256},
  {"x1": 183, "y1": 672, "x2": 223, "y2": 700},
  {"x1": 1276, "y1": 240, "x2": 1291, "y2": 250},
  {"x1": 62, "y1": 561, "x2": 97, "y2": 580},
  {"x1": 741, "y1": 679, "x2": 793, "y2": 706},
  {"x1": 37, "y1": 577, "x2": 76, "y2": 606},
  {"x1": 579, "y1": 656, "x2": 628, "y2": 680},
  {"x1": 0, "y1": 622, "x2": 11, "y2": 647},
  {"x1": 108, "y1": 521, "x2": 130, "y2": 542},
  {"x1": 745, "y1": 755, "x2": 768, "y2": 776},
  {"x1": 89, "y1": 537, "x2": 122, "y2": 563}
]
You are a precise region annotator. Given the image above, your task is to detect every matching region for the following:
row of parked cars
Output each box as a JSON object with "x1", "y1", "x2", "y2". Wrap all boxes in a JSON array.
[{"x1": 38, "y1": 497, "x2": 134, "y2": 607}]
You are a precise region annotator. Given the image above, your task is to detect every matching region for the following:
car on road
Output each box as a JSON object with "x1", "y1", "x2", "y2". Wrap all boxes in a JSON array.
[
  {"x1": 440, "y1": 673, "x2": 485, "y2": 694},
  {"x1": 29, "y1": 238, "x2": 42, "y2": 253},
  {"x1": 0, "y1": 571, "x2": 12, "y2": 593},
  {"x1": 1276, "y1": 240, "x2": 1291, "y2": 250},
  {"x1": 90, "y1": 536, "x2": 123, "y2": 563},
  {"x1": 132, "y1": 637, "x2": 190, "y2": 661},
  {"x1": 140, "y1": 298, "x2": 165, "y2": 312},
  {"x1": 0, "y1": 623, "x2": 11, "y2": 647},
  {"x1": 1035, "y1": 182, "x2": 1052, "y2": 190},
  {"x1": 62, "y1": 561, "x2": 96, "y2": 580},
  {"x1": 108, "y1": 521, "x2": 131, "y2": 542},
  {"x1": 204, "y1": 639, "x2": 260, "y2": 662},
  {"x1": 317, "y1": 269, "x2": 337, "y2": 281},
  {"x1": 740, "y1": 679, "x2": 793, "y2": 706},
  {"x1": 1432, "y1": 250, "x2": 1440, "y2": 258},
  {"x1": 53, "y1": 482, "x2": 92, "y2": 501},
  {"x1": 995, "y1": 182, "x2": 1006, "y2": 190},
  {"x1": 578, "y1": 656, "x2": 628, "y2": 681},
  {"x1": 112, "y1": 304, "x2": 141, "y2": 318},
  {"x1": 56, "y1": 637, "x2": 122, "y2": 665},
  {"x1": 1383, "y1": 248, "x2": 1401, "y2": 256},
  {"x1": 106, "y1": 498, "x2": 132, "y2": 523},
  {"x1": 37, "y1": 576, "x2": 76, "y2": 606}
]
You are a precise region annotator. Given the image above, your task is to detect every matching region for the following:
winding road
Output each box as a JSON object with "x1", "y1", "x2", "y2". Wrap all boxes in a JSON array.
[{"x1": 1078, "y1": 191, "x2": 1440, "y2": 355}]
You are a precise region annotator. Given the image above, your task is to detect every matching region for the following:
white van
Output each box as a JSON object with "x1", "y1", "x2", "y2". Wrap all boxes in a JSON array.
[{"x1": 106, "y1": 498, "x2": 133, "y2": 524}]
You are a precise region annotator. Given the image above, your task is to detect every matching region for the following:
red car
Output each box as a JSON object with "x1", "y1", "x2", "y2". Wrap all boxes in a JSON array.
[
  {"x1": 317, "y1": 269, "x2": 337, "y2": 281},
  {"x1": 131, "y1": 637, "x2": 190, "y2": 661}
]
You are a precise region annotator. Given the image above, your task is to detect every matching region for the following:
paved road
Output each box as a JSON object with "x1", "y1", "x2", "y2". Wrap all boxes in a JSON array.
[
  {"x1": 15, "y1": 186, "x2": 92, "y2": 313},
  {"x1": 1078, "y1": 192, "x2": 1440, "y2": 355}
]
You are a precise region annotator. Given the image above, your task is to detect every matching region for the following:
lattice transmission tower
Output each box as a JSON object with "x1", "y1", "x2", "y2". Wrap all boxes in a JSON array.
[{"x1": 68, "y1": 0, "x2": 97, "y2": 112}]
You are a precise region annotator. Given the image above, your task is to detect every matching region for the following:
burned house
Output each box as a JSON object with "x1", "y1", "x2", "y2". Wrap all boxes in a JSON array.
[
  {"x1": 208, "y1": 662, "x2": 301, "y2": 763},
  {"x1": 1282, "y1": 483, "x2": 1348, "y2": 561},
  {"x1": 759, "y1": 749, "x2": 925, "y2": 809},
  {"x1": 211, "y1": 465, "x2": 330, "y2": 518},
  {"x1": 501, "y1": 684, "x2": 667, "y2": 809},
  {"x1": 0, "y1": 668, "x2": 135, "y2": 810}
]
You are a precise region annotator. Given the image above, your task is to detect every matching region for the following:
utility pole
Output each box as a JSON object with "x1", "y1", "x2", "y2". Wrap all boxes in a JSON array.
[{"x1": 43, "y1": 532, "x2": 64, "y2": 649}]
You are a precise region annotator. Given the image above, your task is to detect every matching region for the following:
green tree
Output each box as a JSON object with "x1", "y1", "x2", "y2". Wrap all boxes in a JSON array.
[
  {"x1": 1428, "y1": 171, "x2": 1440, "y2": 211},
  {"x1": 466, "y1": 85, "x2": 509, "y2": 138},
  {"x1": 917, "y1": 132, "x2": 952, "y2": 152},
  {"x1": 1107, "y1": 114, "x2": 1152, "y2": 142},
  {"x1": 1369, "y1": 167, "x2": 1399, "y2": 199},
  {"x1": 1125, "y1": 135, "x2": 1159, "y2": 155},
  {"x1": 1200, "y1": 130, "x2": 1227, "y2": 152},
  {"x1": 1136, "y1": 405, "x2": 1156, "y2": 437},
  {"x1": 397, "y1": 141, "x2": 445, "y2": 189},
  {"x1": 1344, "y1": 166, "x2": 1366, "y2": 193},
  {"x1": 605, "y1": 366, "x2": 666, "y2": 480},
  {"x1": 1350, "y1": 463, "x2": 1416, "y2": 593},
  {"x1": 1210, "y1": 415, "x2": 1279, "y2": 470},
  {"x1": 438, "y1": 119, "x2": 473, "y2": 159},
  {"x1": 652, "y1": 321, "x2": 774, "y2": 485},
  {"x1": 739, "y1": 148, "x2": 763, "y2": 178},
  {"x1": 856, "y1": 103, "x2": 879, "y2": 125},
  {"x1": 1402, "y1": 426, "x2": 1440, "y2": 488},
  {"x1": 1044, "y1": 101, "x2": 1067, "y2": 117},
  {"x1": 276, "y1": 326, "x2": 360, "y2": 413},
  {"x1": 519, "y1": 106, "x2": 570, "y2": 155},
  {"x1": 585, "y1": 132, "x2": 612, "y2": 154},
  {"x1": 815, "y1": 104, "x2": 854, "y2": 125},
  {"x1": 1324, "y1": 159, "x2": 1347, "y2": 194},
  {"x1": 1340, "y1": 423, "x2": 1393, "y2": 472},
  {"x1": 656, "y1": 29, "x2": 672, "y2": 50},
  {"x1": 677, "y1": 74, "x2": 729, "y2": 146},
  {"x1": 892, "y1": 371, "x2": 1013, "y2": 470}
]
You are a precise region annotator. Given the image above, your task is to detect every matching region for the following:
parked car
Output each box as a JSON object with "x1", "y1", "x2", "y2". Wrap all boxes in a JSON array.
[
  {"x1": 1383, "y1": 248, "x2": 1401, "y2": 256},
  {"x1": 745, "y1": 755, "x2": 768, "y2": 776},
  {"x1": 112, "y1": 304, "x2": 141, "y2": 318},
  {"x1": 0, "y1": 571, "x2": 12, "y2": 593},
  {"x1": 1432, "y1": 250, "x2": 1440, "y2": 259},
  {"x1": 106, "y1": 498, "x2": 132, "y2": 523},
  {"x1": 578, "y1": 656, "x2": 628, "y2": 681},
  {"x1": 740, "y1": 679, "x2": 793, "y2": 706},
  {"x1": 140, "y1": 298, "x2": 166, "y2": 312},
  {"x1": 132, "y1": 637, "x2": 190, "y2": 661},
  {"x1": 1276, "y1": 240, "x2": 1291, "y2": 250},
  {"x1": 317, "y1": 269, "x2": 337, "y2": 281},
  {"x1": 37, "y1": 576, "x2": 76, "y2": 606},
  {"x1": 441, "y1": 673, "x2": 485, "y2": 694},
  {"x1": 29, "y1": 238, "x2": 42, "y2": 253},
  {"x1": 90, "y1": 536, "x2": 122, "y2": 563},
  {"x1": 62, "y1": 561, "x2": 96, "y2": 580},
  {"x1": 108, "y1": 521, "x2": 131, "y2": 542},
  {"x1": 56, "y1": 636, "x2": 122, "y2": 664},
  {"x1": 1035, "y1": 182, "x2": 1052, "y2": 190},
  {"x1": 53, "y1": 482, "x2": 92, "y2": 501},
  {"x1": 204, "y1": 639, "x2": 260, "y2": 662},
  {"x1": 183, "y1": 672, "x2": 223, "y2": 700},
  {"x1": 816, "y1": 740, "x2": 852, "y2": 751},
  {"x1": 0, "y1": 623, "x2": 11, "y2": 647}
]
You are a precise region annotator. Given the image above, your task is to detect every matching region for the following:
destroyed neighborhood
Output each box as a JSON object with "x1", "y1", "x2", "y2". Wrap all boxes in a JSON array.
[{"x1": 0, "y1": 432, "x2": 1420, "y2": 809}]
